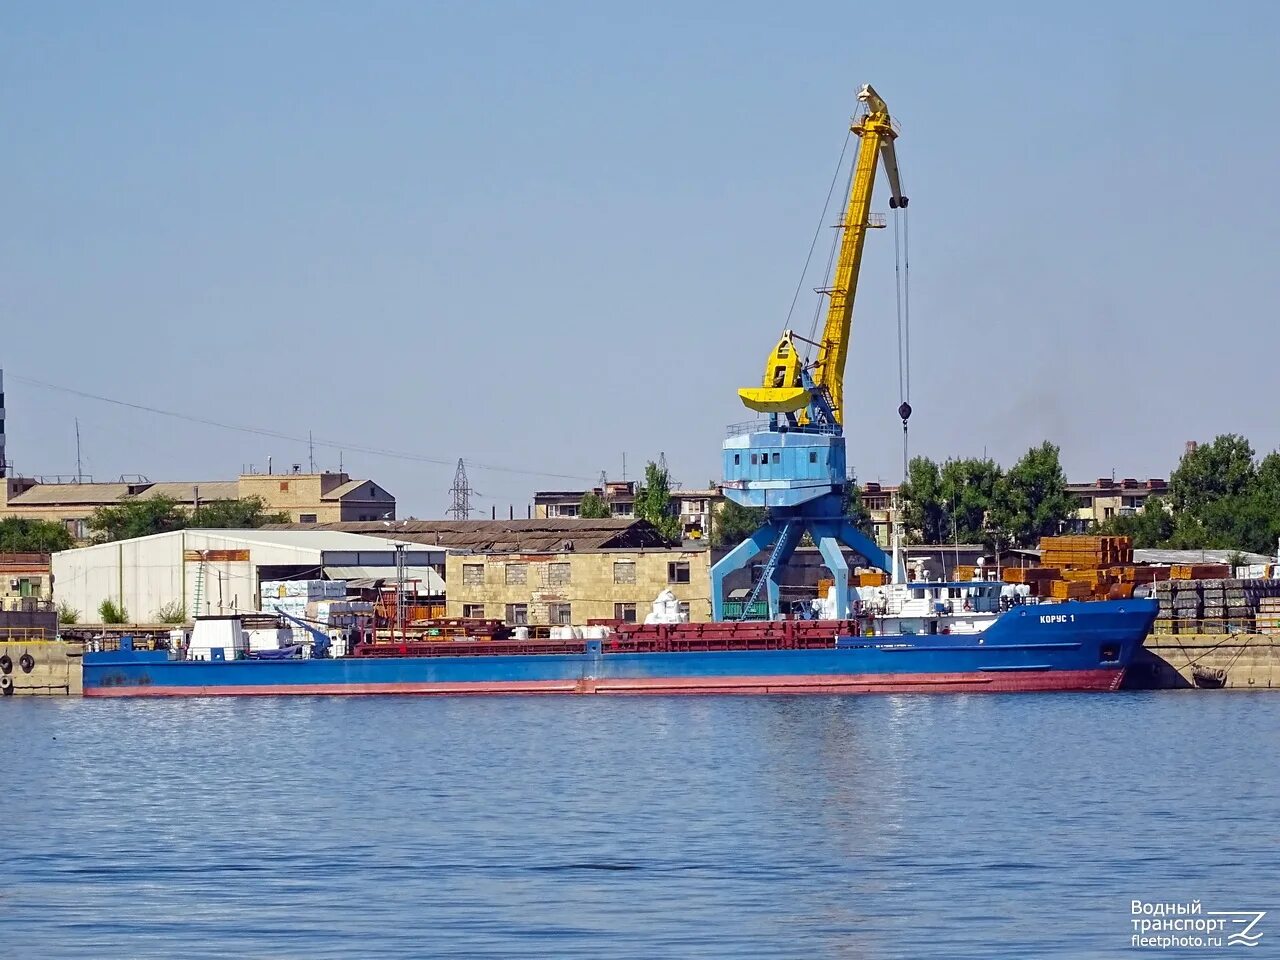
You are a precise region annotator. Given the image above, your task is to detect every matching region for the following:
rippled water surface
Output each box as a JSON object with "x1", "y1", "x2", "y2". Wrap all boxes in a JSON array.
[{"x1": 3, "y1": 693, "x2": 1278, "y2": 958}]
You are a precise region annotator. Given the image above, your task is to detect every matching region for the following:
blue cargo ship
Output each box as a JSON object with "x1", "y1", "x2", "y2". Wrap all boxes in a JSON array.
[{"x1": 82, "y1": 589, "x2": 1157, "y2": 697}]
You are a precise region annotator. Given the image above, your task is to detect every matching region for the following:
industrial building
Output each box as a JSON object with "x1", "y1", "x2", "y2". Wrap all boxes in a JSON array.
[
  {"x1": 1, "y1": 471, "x2": 396, "y2": 540},
  {"x1": 268, "y1": 518, "x2": 712, "y2": 624},
  {"x1": 52, "y1": 529, "x2": 443, "y2": 624},
  {"x1": 1, "y1": 552, "x2": 52, "y2": 610},
  {"x1": 532, "y1": 482, "x2": 724, "y2": 541}
]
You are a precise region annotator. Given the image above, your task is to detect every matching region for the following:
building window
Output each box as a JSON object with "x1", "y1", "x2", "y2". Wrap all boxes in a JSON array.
[
  {"x1": 809, "y1": 451, "x2": 817, "y2": 464},
  {"x1": 555, "y1": 503, "x2": 580, "y2": 517},
  {"x1": 751, "y1": 453, "x2": 758, "y2": 465},
  {"x1": 462, "y1": 604, "x2": 486, "y2": 619},
  {"x1": 547, "y1": 562, "x2": 571, "y2": 586},
  {"x1": 1104, "y1": 507, "x2": 1115, "y2": 518},
  {"x1": 548, "y1": 602, "x2": 572, "y2": 625},
  {"x1": 677, "y1": 601, "x2": 690, "y2": 620},
  {"x1": 734, "y1": 454, "x2": 741, "y2": 465},
  {"x1": 614, "y1": 602, "x2": 637, "y2": 623},
  {"x1": 612, "y1": 501, "x2": 633, "y2": 516},
  {"x1": 771, "y1": 452, "x2": 780, "y2": 464},
  {"x1": 506, "y1": 603, "x2": 528, "y2": 625},
  {"x1": 668, "y1": 561, "x2": 690, "y2": 584},
  {"x1": 299, "y1": 513, "x2": 317, "y2": 523},
  {"x1": 462, "y1": 563, "x2": 485, "y2": 585},
  {"x1": 613, "y1": 561, "x2": 636, "y2": 584},
  {"x1": 505, "y1": 564, "x2": 527, "y2": 585}
]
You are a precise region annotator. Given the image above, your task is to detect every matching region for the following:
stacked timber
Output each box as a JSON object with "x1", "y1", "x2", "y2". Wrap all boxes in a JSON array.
[
  {"x1": 1047, "y1": 580, "x2": 1091, "y2": 600},
  {"x1": 1040, "y1": 536, "x2": 1133, "y2": 568},
  {"x1": 1002, "y1": 566, "x2": 1060, "y2": 593},
  {"x1": 1169, "y1": 563, "x2": 1231, "y2": 580},
  {"x1": 1257, "y1": 597, "x2": 1280, "y2": 635},
  {"x1": 1031, "y1": 536, "x2": 1135, "y2": 600}
]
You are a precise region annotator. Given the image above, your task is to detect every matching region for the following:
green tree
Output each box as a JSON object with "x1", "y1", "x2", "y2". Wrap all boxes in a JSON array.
[
  {"x1": 57, "y1": 600, "x2": 80, "y2": 625},
  {"x1": 89, "y1": 495, "x2": 187, "y2": 542},
  {"x1": 844, "y1": 484, "x2": 873, "y2": 537},
  {"x1": 189, "y1": 496, "x2": 288, "y2": 528},
  {"x1": 635, "y1": 460, "x2": 682, "y2": 541},
  {"x1": 899, "y1": 456, "x2": 1004, "y2": 545},
  {"x1": 88, "y1": 495, "x2": 289, "y2": 542},
  {"x1": 0, "y1": 516, "x2": 74, "y2": 552},
  {"x1": 899, "y1": 456, "x2": 947, "y2": 544},
  {"x1": 1169, "y1": 434, "x2": 1256, "y2": 516},
  {"x1": 711, "y1": 499, "x2": 766, "y2": 546},
  {"x1": 1153, "y1": 436, "x2": 1280, "y2": 552},
  {"x1": 940, "y1": 457, "x2": 1003, "y2": 544},
  {"x1": 1094, "y1": 498, "x2": 1175, "y2": 547},
  {"x1": 989, "y1": 442, "x2": 1074, "y2": 547},
  {"x1": 578, "y1": 491, "x2": 612, "y2": 519}
]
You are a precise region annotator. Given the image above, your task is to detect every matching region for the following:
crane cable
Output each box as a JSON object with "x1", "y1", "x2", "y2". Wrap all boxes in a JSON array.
[
  {"x1": 785, "y1": 132, "x2": 852, "y2": 343},
  {"x1": 894, "y1": 204, "x2": 912, "y2": 481}
]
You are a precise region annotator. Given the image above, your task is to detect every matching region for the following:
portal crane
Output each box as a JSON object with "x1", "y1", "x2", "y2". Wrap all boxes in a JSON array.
[{"x1": 711, "y1": 84, "x2": 907, "y2": 622}]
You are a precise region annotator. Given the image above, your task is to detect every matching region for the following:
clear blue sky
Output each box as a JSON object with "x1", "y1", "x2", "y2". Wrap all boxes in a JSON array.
[{"x1": 4, "y1": 2, "x2": 1278, "y2": 515}]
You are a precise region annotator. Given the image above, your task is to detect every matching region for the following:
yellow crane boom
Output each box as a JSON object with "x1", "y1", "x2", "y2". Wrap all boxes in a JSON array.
[{"x1": 739, "y1": 84, "x2": 906, "y2": 427}]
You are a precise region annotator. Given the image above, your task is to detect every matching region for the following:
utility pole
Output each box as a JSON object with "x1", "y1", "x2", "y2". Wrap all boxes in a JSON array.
[
  {"x1": 394, "y1": 542, "x2": 406, "y2": 642},
  {"x1": 309, "y1": 431, "x2": 315, "y2": 473},
  {"x1": 447, "y1": 459, "x2": 474, "y2": 519},
  {"x1": 75, "y1": 418, "x2": 83, "y2": 483}
]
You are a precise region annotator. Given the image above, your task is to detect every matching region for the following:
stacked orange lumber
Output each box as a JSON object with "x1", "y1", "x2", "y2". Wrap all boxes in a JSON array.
[
  {"x1": 1169, "y1": 564, "x2": 1230, "y2": 580},
  {"x1": 1002, "y1": 567, "x2": 1060, "y2": 584},
  {"x1": 1040, "y1": 536, "x2": 1134, "y2": 569},
  {"x1": 1047, "y1": 580, "x2": 1092, "y2": 600},
  {"x1": 1062, "y1": 568, "x2": 1108, "y2": 584},
  {"x1": 1109, "y1": 566, "x2": 1167, "y2": 584}
]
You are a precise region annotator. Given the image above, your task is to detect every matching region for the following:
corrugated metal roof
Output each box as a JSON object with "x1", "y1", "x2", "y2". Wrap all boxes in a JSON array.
[
  {"x1": 325, "y1": 566, "x2": 445, "y2": 594},
  {"x1": 190, "y1": 529, "x2": 433, "y2": 552},
  {"x1": 1134, "y1": 548, "x2": 1272, "y2": 566},
  {"x1": 7, "y1": 479, "x2": 239, "y2": 506},
  {"x1": 52, "y1": 528, "x2": 442, "y2": 557},
  {"x1": 321, "y1": 479, "x2": 392, "y2": 501},
  {"x1": 141, "y1": 481, "x2": 240, "y2": 501},
  {"x1": 8, "y1": 483, "x2": 134, "y2": 505},
  {"x1": 264, "y1": 518, "x2": 673, "y2": 553}
]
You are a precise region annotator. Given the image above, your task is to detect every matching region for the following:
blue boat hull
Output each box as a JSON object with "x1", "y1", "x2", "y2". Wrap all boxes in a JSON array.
[{"x1": 83, "y1": 599, "x2": 1157, "y2": 697}]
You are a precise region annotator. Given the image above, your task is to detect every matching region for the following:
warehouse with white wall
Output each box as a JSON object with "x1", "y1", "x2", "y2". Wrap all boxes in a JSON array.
[{"x1": 52, "y1": 529, "x2": 445, "y2": 624}]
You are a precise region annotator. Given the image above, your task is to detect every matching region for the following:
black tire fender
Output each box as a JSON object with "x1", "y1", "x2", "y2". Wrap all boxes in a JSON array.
[
  {"x1": 0, "y1": 674, "x2": 13, "y2": 694},
  {"x1": 0, "y1": 654, "x2": 12, "y2": 675},
  {"x1": 19, "y1": 653, "x2": 35, "y2": 673}
]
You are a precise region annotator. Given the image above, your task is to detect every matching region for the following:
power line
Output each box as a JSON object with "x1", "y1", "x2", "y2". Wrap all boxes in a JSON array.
[{"x1": 10, "y1": 374, "x2": 598, "y2": 484}]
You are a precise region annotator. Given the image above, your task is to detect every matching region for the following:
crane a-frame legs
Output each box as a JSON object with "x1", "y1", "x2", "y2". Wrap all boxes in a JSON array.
[{"x1": 710, "y1": 499, "x2": 891, "y2": 621}]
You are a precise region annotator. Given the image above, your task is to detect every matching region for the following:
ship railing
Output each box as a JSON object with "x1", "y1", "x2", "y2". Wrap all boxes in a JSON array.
[{"x1": 724, "y1": 420, "x2": 841, "y2": 438}]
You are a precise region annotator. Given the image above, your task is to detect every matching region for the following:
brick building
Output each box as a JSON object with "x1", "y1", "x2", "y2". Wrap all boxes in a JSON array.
[{"x1": 0, "y1": 471, "x2": 395, "y2": 539}]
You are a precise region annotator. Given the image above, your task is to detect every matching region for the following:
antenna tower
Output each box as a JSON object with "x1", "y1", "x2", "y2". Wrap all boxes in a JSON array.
[{"x1": 447, "y1": 459, "x2": 474, "y2": 519}]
